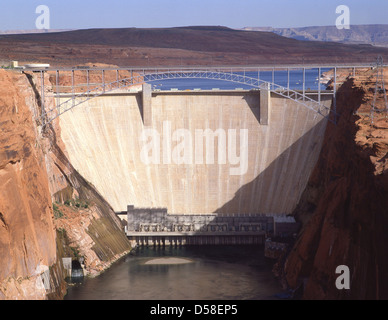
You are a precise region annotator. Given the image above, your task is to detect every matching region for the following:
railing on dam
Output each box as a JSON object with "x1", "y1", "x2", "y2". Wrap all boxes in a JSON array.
[
  {"x1": 121, "y1": 205, "x2": 300, "y2": 246},
  {"x1": 28, "y1": 63, "x2": 379, "y2": 127}
]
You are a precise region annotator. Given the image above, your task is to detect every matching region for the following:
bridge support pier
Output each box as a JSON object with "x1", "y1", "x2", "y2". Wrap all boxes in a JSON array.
[
  {"x1": 142, "y1": 83, "x2": 152, "y2": 126},
  {"x1": 260, "y1": 84, "x2": 270, "y2": 125}
]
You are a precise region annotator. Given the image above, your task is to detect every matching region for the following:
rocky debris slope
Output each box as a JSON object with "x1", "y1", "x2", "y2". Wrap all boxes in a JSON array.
[
  {"x1": 283, "y1": 68, "x2": 388, "y2": 299},
  {"x1": 30, "y1": 68, "x2": 133, "y2": 287}
]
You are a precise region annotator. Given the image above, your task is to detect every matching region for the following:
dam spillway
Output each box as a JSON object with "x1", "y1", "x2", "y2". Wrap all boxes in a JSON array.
[{"x1": 58, "y1": 88, "x2": 332, "y2": 215}]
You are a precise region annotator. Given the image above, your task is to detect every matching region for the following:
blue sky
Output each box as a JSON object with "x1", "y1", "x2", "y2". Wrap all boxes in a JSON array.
[{"x1": 0, "y1": 0, "x2": 387, "y2": 30}]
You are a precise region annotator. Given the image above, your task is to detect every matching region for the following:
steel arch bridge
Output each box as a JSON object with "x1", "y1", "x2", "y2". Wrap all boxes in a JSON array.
[{"x1": 39, "y1": 68, "x2": 336, "y2": 127}]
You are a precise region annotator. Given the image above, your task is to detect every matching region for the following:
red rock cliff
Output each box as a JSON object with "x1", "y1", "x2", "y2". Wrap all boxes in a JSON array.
[
  {"x1": 0, "y1": 70, "x2": 59, "y2": 299},
  {"x1": 284, "y1": 69, "x2": 388, "y2": 299},
  {"x1": 0, "y1": 69, "x2": 132, "y2": 300}
]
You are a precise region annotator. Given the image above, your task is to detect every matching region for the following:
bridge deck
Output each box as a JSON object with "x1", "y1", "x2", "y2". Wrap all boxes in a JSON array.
[
  {"x1": 29, "y1": 63, "x2": 381, "y2": 72},
  {"x1": 36, "y1": 63, "x2": 366, "y2": 126},
  {"x1": 53, "y1": 89, "x2": 335, "y2": 97}
]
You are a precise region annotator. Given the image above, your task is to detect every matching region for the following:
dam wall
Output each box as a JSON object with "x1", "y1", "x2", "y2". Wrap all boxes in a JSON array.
[{"x1": 58, "y1": 89, "x2": 332, "y2": 215}]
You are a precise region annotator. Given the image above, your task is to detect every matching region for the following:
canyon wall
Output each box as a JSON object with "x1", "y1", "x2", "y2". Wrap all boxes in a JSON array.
[
  {"x1": 283, "y1": 71, "x2": 388, "y2": 299},
  {"x1": 0, "y1": 70, "x2": 61, "y2": 299},
  {"x1": 0, "y1": 70, "x2": 131, "y2": 300}
]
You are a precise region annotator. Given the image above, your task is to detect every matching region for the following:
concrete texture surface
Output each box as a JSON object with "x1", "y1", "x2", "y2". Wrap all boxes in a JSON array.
[{"x1": 59, "y1": 90, "x2": 332, "y2": 214}]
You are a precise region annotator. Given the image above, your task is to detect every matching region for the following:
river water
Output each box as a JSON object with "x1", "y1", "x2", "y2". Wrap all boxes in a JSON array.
[{"x1": 64, "y1": 245, "x2": 283, "y2": 300}]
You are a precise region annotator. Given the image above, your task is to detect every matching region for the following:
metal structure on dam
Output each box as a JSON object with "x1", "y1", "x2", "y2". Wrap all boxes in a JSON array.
[
  {"x1": 31, "y1": 63, "x2": 385, "y2": 127},
  {"x1": 30, "y1": 64, "x2": 366, "y2": 127}
]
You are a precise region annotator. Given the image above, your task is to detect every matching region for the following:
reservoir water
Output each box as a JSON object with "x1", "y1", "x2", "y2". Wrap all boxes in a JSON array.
[
  {"x1": 64, "y1": 246, "x2": 283, "y2": 300},
  {"x1": 146, "y1": 69, "x2": 331, "y2": 91}
]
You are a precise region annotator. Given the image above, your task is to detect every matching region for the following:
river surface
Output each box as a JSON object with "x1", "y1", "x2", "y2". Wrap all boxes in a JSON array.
[{"x1": 64, "y1": 245, "x2": 283, "y2": 300}]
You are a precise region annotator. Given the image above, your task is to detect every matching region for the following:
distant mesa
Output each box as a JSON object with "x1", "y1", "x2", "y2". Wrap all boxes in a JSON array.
[{"x1": 241, "y1": 24, "x2": 388, "y2": 48}]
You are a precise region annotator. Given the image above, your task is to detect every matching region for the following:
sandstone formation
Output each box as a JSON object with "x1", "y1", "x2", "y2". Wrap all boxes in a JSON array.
[
  {"x1": 0, "y1": 69, "x2": 131, "y2": 300},
  {"x1": 283, "y1": 68, "x2": 388, "y2": 299},
  {"x1": 0, "y1": 70, "x2": 59, "y2": 299}
]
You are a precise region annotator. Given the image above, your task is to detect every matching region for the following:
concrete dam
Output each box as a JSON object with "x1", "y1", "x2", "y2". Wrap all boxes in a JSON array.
[{"x1": 57, "y1": 83, "x2": 332, "y2": 218}]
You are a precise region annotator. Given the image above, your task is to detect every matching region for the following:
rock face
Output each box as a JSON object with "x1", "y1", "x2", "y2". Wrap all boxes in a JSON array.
[
  {"x1": 284, "y1": 69, "x2": 388, "y2": 299},
  {"x1": 0, "y1": 70, "x2": 58, "y2": 299},
  {"x1": 0, "y1": 69, "x2": 131, "y2": 300}
]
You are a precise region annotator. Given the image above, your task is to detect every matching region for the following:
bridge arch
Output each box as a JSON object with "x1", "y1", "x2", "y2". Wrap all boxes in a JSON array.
[{"x1": 41, "y1": 68, "x2": 334, "y2": 126}]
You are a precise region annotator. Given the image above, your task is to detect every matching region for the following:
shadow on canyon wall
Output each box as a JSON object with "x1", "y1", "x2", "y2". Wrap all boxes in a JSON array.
[{"x1": 283, "y1": 79, "x2": 388, "y2": 299}]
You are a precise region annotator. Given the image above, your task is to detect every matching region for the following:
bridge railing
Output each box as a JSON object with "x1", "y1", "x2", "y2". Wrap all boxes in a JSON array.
[
  {"x1": 37, "y1": 66, "x2": 348, "y2": 127},
  {"x1": 42, "y1": 74, "x2": 145, "y2": 125},
  {"x1": 140, "y1": 69, "x2": 336, "y2": 121}
]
